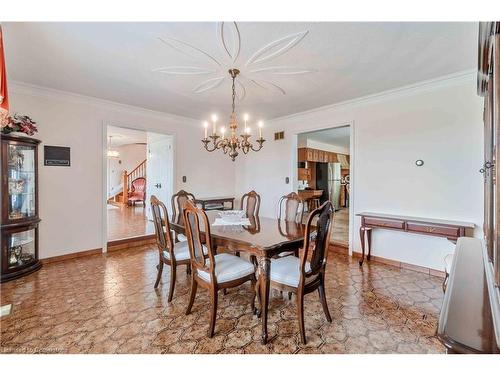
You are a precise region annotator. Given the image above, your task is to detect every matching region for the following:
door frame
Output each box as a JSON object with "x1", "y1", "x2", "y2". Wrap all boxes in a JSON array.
[
  {"x1": 290, "y1": 120, "x2": 355, "y2": 254},
  {"x1": 101, "y1": 122, "x2": 175, "y2": 253}
]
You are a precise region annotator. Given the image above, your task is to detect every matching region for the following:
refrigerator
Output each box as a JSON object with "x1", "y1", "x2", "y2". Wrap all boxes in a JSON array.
[{"x1": 316, "y1": 162, "x2": 342, "y2": 210}]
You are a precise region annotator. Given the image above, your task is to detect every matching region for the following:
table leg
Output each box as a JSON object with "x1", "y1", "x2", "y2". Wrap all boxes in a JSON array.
[
  {"x1": 258, "y1": 256, "x2": 271, "y2": 344},
  {"x1": 359, "y1": 227, "x2": 366, "y2": 266},
  {"x1": 230, "y1": 200, "x2": 234, "y2": 210}
]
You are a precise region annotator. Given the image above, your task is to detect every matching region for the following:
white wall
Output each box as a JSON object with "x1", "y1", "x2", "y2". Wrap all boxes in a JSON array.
[
  {"x1": 235, "y1": 73, "x2": 484, "y2": 271},
  {"x1": 107, "y1": 143, "x2": 146, "y2": 196},
  {"x1": 10, "y1": 82, "x2": 236, "y2": 259}
]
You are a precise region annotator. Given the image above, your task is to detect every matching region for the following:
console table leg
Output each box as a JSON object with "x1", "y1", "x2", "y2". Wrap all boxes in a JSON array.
[
  {"x1": 366, "y1": 228, "x2": 372, "y2": 261},
  {"x1": 359, "y1": 227, "x2": 366, "y2": 266}
]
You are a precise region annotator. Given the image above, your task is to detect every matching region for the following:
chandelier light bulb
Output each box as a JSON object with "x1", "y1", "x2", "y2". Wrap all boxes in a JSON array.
[
  {"x1": 203, "y1": 121, "x2": 208, "y2": 138},
  {"x1": 200, "y1": 69, "x2": 265, "y2": 161}
]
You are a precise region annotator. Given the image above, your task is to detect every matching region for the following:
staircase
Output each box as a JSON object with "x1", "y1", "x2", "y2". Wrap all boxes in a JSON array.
[{"x1": 108, "y1": 159, "x2": 146, "y2": 205}]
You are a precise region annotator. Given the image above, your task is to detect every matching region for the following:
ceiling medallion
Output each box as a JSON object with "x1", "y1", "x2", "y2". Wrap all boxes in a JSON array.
[
  {"x1": 202, "y1": 68, "x2": 265, "y2": 161},
  {"x1": 153, "y1": 22, "x2": 316, "y2": 160}
]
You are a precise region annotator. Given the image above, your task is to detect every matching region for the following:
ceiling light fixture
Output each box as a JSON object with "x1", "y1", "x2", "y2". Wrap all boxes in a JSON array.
[
  {"x1": 201, "y1": 69, "x2": 265, "y2": 161},
  {"x1": 107, "y1": 136, "x2": 120, "y2": 158}
]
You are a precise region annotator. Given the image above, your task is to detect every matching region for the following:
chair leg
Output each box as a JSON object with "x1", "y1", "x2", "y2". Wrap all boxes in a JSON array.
[
  {"x1": 208, "y1": 289, "x2": 218, "y2": 338},
  {"x1": 297, "y1": 291, "x2": 306, "y2": 344},
  {"x1": 154, "y1": 261, "x2": 163, "y2": 288},
  {"x1": 318, "y1": 282, "x2": 332, "y2": 322},
  {"x1": 167, "y1": 264, "x2": 176, "y2": 302},
  {"x1": 288, "y1": 292, "x2": 293, "y2": 300},
  {"x1": 186, "y1": 263, "x2": 192, "y2": 275},
  {"x1": 185, "y1": 277, "x2": 198, "y2": 315}
]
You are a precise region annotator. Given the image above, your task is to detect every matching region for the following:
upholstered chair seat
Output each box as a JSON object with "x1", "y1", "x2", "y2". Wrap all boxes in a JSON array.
[
  {"x1": 270, "y1": 256, "x2": 315, "y2": 287},
  {"x1": 197, "y1": 253, "x2": 255, "y2": 283},
  {"x1": 163, "y1": 241, "x2": 207, "y2": 262}
]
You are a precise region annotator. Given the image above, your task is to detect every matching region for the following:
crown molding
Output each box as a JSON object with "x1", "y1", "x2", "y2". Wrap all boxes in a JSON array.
[
  {"x1": 269, "y1": 69, "x2": 477, "y2": 123},
  {"x1": 9, "y1": 80, "x2": 200, "y2": 126}
]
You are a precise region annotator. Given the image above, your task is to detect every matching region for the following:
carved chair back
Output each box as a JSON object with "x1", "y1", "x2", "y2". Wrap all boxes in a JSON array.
[
  {"x1": 183, "y1": 200, "x2": 215, "y2": 280},
  {"x1": 150, "y1": 195, "x2": 174, "y2": 260},
  {"x1": 171, "y1": 189, "x2": 195, "y2": 225},
  {"x1": 278, "y1": 192, "x2": 305, "y2": 223},
  {"x1": 299, "y1": 201, "x2": 333, "y2": 282},
  {"x1": 240, "y1": 190, "x2": 261, "y2": 217}
]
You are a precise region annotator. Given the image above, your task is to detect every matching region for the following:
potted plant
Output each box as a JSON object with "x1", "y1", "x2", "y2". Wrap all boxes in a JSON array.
[{"x1": 1, "y1": 114, "x2": 38, "y2": 136}]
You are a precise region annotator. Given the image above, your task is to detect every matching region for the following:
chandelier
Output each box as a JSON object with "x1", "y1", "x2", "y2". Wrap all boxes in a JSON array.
[
  {"x1": 201, "y1": 69, "x2": 265, "y2": 161},
  {"x1": 107, "y1": 136, "x2": 120, "y2": 158}
]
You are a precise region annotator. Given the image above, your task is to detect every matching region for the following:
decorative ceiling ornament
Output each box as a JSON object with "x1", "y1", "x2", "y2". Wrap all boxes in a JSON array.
[
  {"x1": 201, "y1": 69, "x2": 265, "y2": 161},
  {"x1": 152, "y1": 22, "x2": 314, "y2": 98}
]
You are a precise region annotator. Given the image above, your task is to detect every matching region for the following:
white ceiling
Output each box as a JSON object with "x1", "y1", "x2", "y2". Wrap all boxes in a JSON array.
[
  {"x1": 299, "y1": 126, "x2": 350, "y2": 149},
  {"x1": 4, "y1": 22, "x2": 477, "y2": 120},
  {"x1": 108, "y1": 125, "x2": 147, "y2": 147}
]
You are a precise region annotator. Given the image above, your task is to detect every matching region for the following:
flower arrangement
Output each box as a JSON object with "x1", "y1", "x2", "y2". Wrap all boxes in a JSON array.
[{"x1": 1, "y1": 114, "x2": 38, "y2": 136}]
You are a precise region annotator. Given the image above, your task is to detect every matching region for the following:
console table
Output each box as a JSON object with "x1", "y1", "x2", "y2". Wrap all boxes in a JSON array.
[
  {"x1": 356, "y1": 212, "x2": 475, "y2": 266},
  {"x1": 194, "y1": 196, "x2": 235, "y2": 211}
]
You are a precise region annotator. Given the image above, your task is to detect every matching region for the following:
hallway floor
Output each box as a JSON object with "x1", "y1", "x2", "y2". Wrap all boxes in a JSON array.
[{"x1": 107, "y1": 204, "x2": 154, "y2": 241}]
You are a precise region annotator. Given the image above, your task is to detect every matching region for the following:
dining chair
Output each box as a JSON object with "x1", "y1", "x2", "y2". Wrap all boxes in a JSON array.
[
  {"x1": 183, "y1": 200, "x2": 257, "y2": 338},
  {"x1": 260, "y1": 201, "x2": 334, "y2": 344},
  {"x1": 278, "y1": 192, "x2": 305, "y2": 223},
  {"x1": 171, "y1": 189, "x2": 196, "y2": 242},
  {"x1": 277, "y1": 192, "x2": 305, "y2": 258},
  {"x1": 151, "y1": 195, "x2": 202, "y2": 302},
  {"x1": 240, "y1": 190, "x2": 261, "y2": 217}
]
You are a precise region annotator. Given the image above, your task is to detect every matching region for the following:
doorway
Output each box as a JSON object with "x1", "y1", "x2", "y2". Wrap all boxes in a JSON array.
[
  {"x1": 105, "y1": 125, "x2": 173, "y2": 244},
  {"x1": 295, "y1": 125, "x2": 351, "y2": 249}
]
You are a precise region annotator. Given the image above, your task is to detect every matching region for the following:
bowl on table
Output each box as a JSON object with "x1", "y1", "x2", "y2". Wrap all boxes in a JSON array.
[{"x1": 218, "y1": 210, "x2": 245, "y2": 223}]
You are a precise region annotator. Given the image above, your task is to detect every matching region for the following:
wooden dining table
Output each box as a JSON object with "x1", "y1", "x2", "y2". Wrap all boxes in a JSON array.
[{"x1": 170, "y1": 210, "x2": 307, "y2": 344}]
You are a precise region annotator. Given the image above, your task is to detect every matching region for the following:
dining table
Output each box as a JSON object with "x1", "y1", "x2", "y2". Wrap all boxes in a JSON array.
[{"x1": 170, "y1": 210, "x2": 307, "y2": 344}]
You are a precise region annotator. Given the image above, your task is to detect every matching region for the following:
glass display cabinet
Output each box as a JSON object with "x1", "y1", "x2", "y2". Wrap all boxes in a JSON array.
[{"x1": 1, "y1": 134, "x2": 41, "y2": 282}]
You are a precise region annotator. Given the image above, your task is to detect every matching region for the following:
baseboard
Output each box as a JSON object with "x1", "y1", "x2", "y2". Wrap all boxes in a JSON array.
[
  {"x1": 41, "y1": 248, "x2": 103, "y2": 264},
  {"x1": 352, "y1": 251, "x2": 446, "y2": 278},
  {"x1": 107, "y1": 234, "x2": 155, "y2": 252}
]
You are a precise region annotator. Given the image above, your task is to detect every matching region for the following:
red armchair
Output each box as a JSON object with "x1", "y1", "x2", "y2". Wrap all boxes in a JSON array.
[{"x1": 128, "y1": 177, "x2": 146, "y2": 207}]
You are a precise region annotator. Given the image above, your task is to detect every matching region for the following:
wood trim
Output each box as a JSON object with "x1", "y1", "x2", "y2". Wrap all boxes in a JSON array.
[
  {"x1": 107, "y1": 234, "x2": 155, "y2": 252},
  {"x1": 42, "y1": 248, "x2": 102, "y2": 264}
]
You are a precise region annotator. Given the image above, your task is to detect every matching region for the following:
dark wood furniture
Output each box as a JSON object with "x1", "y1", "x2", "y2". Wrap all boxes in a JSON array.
[
  {"x1": 183, "y1": 200, "x2": 257, "y2": 337},
  {"x1": 266, "y1": 201, "x2": 334, "y2": 344},
  {"x1": 437, "y1": 22, "x2": 500, "y2": 354},
  {"x1": 356, "y1": 212, "x2": 475, "y2": 266},
  {"x1": 1, "y1": 134, "x2": 41, "y2": 283},
  {"x1": 240, "y1": 190, "x2": 261, "y2": 217},
  {"x1": 194, "y1": 196, "x2": 235, "y2": 211},
  {"x1": 437, "y1": 238, "x2": 499, "y2": 353},
  {"x1": 150, "y1": 195, "x2": 192, "y2": 302},
  {"x1": 170, "y1": 209, "x2": 307, "y2": 344}
]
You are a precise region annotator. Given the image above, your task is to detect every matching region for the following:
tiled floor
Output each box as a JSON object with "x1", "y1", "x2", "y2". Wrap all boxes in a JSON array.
[
  {"x1": 331, "y1": 208, "x2": 349, "y2": 247},
  {"x1": 107, "y1": 204, "x2": 154, "y2": 241},
  {"x1": 0, "y1": 245, "x2": 445, "y2": 354}
]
